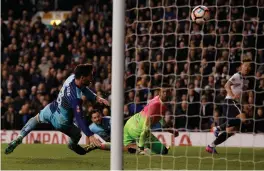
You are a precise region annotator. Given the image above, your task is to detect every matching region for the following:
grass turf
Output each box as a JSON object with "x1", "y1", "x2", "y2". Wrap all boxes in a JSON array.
[{"x1": 1, "y1": 144, "x2": 264, "y2": 170}]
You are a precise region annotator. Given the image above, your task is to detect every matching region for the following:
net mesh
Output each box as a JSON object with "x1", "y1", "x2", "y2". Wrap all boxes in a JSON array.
[{"x1": 124, "y1": 0, "x2": 264, "y2": 170}]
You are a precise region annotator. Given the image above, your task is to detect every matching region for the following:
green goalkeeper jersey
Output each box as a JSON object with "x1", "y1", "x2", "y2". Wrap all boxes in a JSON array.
[
  {"x1": 123, "y1": 112, "x2": 167, "y2": 154},
  {"x1": 124, "y1": 112, "x2": 164, "y2": 147}
]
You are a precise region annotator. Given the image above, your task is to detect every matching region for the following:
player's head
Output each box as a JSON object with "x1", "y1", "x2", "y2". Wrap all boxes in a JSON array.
[
  {"x1": 240, "y1": 60, "x2": 251, "y2": 76},
  {"x1": 74, "y1": 64, "x2": 94, "y2": 86},
  {"x1": 91, "y1": 109, "x2": 102, "y2": 124}
]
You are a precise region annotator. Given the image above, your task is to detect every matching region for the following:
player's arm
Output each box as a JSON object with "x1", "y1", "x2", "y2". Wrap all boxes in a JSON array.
[
  {"x1": 138, "y1": 116, "x2": 151, "y2": 150},
  {"x1": 82, "y1": 87, "x2": 109, "y2": 106},
  {"x1": 225, "y1": 74, "x2": 239, "y2": 99},
  {"x1": 72, "y1": 99, "x2": 101, "y2": 147},
  {"x1": 138, "y1": 101, "x2": 162, "y2": 149},
  {"x1": 72, "y1": 99, "x2": 94, "y2": 136},
  {"x1": 224, "y1": 81, "x2": 234, "y2": 97},
  {"x1": 81, "y1": 87, "x2": 97, "y2": 101},
  {"x1": 89, "y1": 124, "x2": 96, "y2": 134}
]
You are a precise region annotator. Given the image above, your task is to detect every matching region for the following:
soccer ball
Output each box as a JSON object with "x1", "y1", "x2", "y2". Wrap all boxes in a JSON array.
[{"x1": 191, "y1": 5, "x2": 210, "y2": 24}]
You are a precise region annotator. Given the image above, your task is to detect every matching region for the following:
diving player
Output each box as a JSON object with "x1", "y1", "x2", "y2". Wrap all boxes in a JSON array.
[
  {"x1": 206, "y1": 61, "x2": 251, "y2": 154},
  {"x1": 5, "y1": 64, "x2": 109, "y2": 155}
]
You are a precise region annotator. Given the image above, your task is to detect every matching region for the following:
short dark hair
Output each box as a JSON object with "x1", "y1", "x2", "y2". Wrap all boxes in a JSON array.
[
  {"x1": 74, "y1": 64, "x2": 93, "y2": 79},
  {"x1": 90, "y1": 109, "x2": 101, "y2": 116}
]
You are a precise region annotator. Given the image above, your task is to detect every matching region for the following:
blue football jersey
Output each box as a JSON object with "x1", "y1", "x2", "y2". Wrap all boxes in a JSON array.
[
  {"x1": 89, "y1": 116, "x2": 111, "y2": 141},
  {"x1": 49, "y1": 74, "x2": 96, "y2": 136}
]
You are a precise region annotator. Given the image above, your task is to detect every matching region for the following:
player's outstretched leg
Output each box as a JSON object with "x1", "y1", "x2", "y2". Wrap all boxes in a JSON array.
[
  {"x1": 212, "y1": 126, "x2": 221, "y2": 137},
  {"x1": 4, "y1": 136, "x2": 23, "y2": 155},
  {"x1": 63, "y1": 124, "x2": 91, "y2": 155},
  {"x1": 68, "y1": 142, "x2": 87, "y2": 155},
  {"x1": 206, "y1": 127, "x2": 235, "y2": 154},
  {"x1": 67, "y1": 135, "x2": 88, "y2": 155},
  {"x1": 5, "y1": 115, "x2": 40, "y2": 154},
  {"x1": 207, "y1": 116, "x2": 244, "y2": 154}
]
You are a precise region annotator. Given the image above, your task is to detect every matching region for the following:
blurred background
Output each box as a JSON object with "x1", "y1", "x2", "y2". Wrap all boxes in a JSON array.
[{"x1": 1, "y1": 0, "x2": 264, "y2": 133}]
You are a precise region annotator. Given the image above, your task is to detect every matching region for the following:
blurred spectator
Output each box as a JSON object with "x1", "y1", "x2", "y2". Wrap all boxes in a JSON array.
[
  {"x1": 102, "y1": 107, "x2": 110, "y2": 117},
  {"x1": 19, "y1": 101, "x2": 32, "y2": 125},
  {"x1": 39, "y1": 57, "x2": 52, "y2": 77},
  {"x1": 5, "y1": 82, "x2": 17, "y2": 98},
  {"x1": 13, "y1": 89, "x2": 28, "y2": 112},
  {"x1": 128, "y1": 95, "x2": 144, "y2": 115},
  {"x1": 187, "y1": 84, "x2": 200, "y2": 130},
  {"x1": 3, "y1": 105, "x2": 16, "y2": 129},
  {"x1": 255, "y1": 108, "x2": 264, "y2": 133},
  {"x1": 199, "y1": 95, "x2": 214, "y2": 130},
  {"x1": 175, "y1": 100, "x2": 188, "y2": 129},
  {"x1": 124, "y1": 104, "x2": 130, "y2": 121},
  {"x1": 256, "y1": 78, "x2": 264, "y2": 106}
]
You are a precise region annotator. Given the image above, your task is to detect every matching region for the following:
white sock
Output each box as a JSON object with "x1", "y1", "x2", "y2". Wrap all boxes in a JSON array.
[{"x1": 210, "y1": 143, "x2": 216, "y2": 147}]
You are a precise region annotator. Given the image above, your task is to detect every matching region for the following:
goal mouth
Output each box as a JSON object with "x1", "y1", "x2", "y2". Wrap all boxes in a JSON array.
[{"x1": 122, "y1": 0, "x2": 264, "y2": 170}]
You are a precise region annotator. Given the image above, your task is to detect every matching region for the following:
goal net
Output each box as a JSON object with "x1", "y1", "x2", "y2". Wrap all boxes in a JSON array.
[{"x1": 124, "y1": 0, "x2": 264, "y2": 170}]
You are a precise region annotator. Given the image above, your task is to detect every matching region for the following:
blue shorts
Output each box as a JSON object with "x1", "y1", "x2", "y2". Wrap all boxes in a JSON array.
[{"x1": 39, "y1": 104, "x2": 81, "y2": 143}]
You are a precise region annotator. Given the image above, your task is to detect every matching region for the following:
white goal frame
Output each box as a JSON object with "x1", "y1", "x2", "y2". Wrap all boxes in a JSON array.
[{"x1": 111, "y1": 0, "x2": 125, "y2": 170}]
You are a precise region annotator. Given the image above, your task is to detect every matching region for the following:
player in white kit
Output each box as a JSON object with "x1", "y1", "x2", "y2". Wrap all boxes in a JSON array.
[{"x1": 206, "y1": 61, "x2": 251, "y2": 154}]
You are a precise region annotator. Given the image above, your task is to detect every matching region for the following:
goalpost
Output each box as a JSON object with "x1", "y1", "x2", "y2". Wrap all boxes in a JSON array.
[
  {"x1": 112, "y1": 0, "x2": 264, "y2": 170},
  {"x1": 111, "y1": 0, "x2": 125, "y2": 170}
]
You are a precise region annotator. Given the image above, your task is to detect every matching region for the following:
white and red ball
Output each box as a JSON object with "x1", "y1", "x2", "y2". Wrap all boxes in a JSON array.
[{"x1": 191, "y1": 5, "x2": 210, "y2": 24}]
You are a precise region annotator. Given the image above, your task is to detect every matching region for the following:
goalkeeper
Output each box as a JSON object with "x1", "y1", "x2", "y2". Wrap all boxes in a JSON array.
[{"x1": 123, "y1": 86, "x2": 178, "y2": 155}]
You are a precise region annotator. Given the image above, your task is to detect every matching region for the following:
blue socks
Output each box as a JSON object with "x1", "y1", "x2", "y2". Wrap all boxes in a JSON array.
[{"x1": 20, "y1": 116, "x2": 39, "y2": 138}]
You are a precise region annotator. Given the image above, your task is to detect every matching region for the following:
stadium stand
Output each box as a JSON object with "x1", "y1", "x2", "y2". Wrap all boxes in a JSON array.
[{"x1": 1, "y1": 0, "x2": 264, "y2": 133}]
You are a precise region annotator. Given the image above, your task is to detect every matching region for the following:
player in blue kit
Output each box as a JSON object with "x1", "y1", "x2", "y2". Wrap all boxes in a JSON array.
[
  {"x1": 89, "y1": 110, "x2": 111, "y2": 142},
  {"x1": 86, "y1": 110, "x2": 136, "y2": 152},
  {"x1": 5, "y1": 64, "x2": 109, "y2": 155}
]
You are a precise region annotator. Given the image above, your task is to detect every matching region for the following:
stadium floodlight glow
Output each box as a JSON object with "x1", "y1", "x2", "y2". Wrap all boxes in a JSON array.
[{"x1": 50, "y1": 20, "x2": 61, "y2": 25}]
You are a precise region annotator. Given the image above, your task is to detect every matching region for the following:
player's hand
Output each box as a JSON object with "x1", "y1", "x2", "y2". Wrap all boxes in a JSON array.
[
  {"x1": 88, "y1": 135, "x2": 102, "y2": 147},
  {"x1": 136, "y1": 147, "x2": 145, "y2": 155},
  {"x1": 136, "y1": 147, "x2": 151, "y2": 155},
  {"x1": 96, "y1": 96, "x2": 110, "y2": 106}
]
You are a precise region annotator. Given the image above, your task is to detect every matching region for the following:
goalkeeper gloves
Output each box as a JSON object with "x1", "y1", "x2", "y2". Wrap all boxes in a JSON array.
[{"x1": 136, "y1": 146, "x2": 151, "y2": 155}]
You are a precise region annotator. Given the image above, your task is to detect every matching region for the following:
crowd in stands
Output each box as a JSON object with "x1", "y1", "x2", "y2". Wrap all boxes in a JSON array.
[{"x1": 1, "y1": 0, "x2": 264, "y2": 133}]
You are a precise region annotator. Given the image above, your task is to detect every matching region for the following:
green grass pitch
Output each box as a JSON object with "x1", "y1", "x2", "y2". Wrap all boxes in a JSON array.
[{"x1": 1, "y1": 144, "x2": 264, "y2": 170}]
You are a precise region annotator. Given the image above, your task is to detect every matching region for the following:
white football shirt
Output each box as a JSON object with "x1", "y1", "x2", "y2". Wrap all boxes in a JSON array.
[{"x1": 225, "y1": 72, "x2": 246, "y2": 100}]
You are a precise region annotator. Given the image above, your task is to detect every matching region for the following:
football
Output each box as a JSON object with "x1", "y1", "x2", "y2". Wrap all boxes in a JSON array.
[{"x1": 191, "y1": 5, "x2": 210, "y2": 24}]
